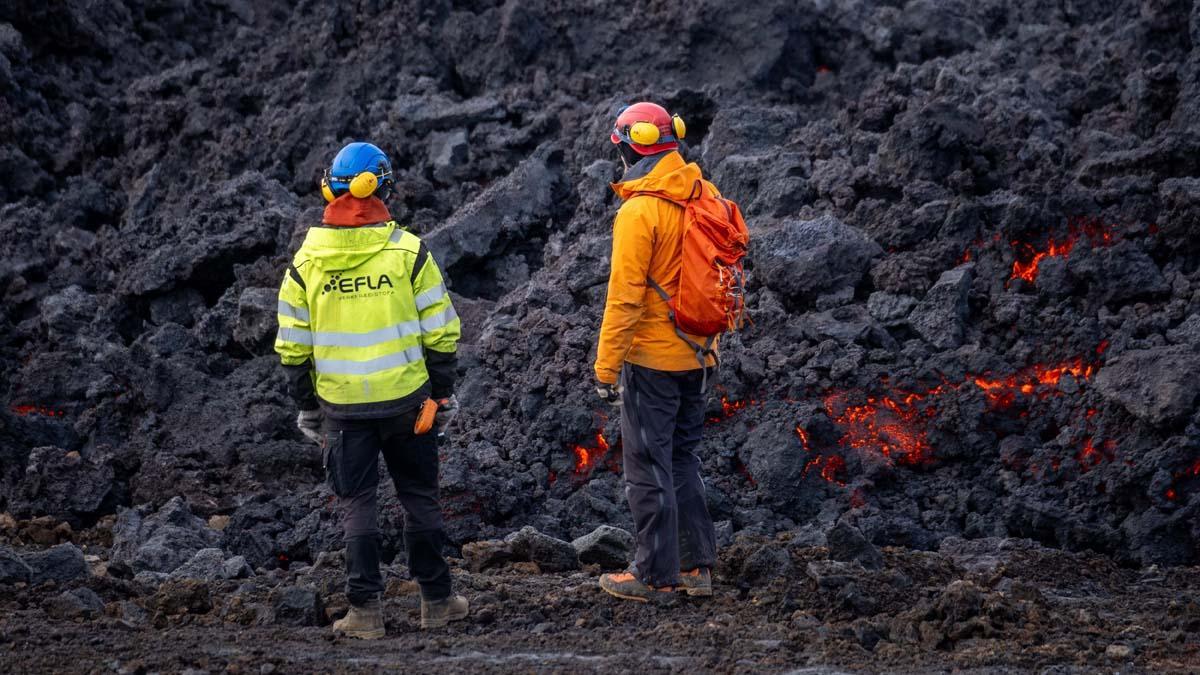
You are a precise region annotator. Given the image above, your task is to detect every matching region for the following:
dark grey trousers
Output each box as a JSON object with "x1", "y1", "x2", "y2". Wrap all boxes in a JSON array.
[
  {"x1": 620, "y1": 363, "x2": 718, "y2": 587},
  {"x1": 323, "y1": 410, "x2": 451, "y2": 604}
]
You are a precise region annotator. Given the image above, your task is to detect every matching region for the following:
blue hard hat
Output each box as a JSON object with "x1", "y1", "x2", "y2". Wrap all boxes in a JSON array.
[{"x1": 324, "y1": 142, "x2": 394, "y2": 200}]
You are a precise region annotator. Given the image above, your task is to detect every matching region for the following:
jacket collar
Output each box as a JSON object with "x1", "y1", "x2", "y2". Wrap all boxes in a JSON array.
[
  {"x1": 611, "y1": 151, "x2": 702, "y2": 202},
  {"x1": 620, "y1": 150, "x2": 672, "y2": 182},
  {"x1": 322, "y1": 194, "x2": 392, "y2": 227}
]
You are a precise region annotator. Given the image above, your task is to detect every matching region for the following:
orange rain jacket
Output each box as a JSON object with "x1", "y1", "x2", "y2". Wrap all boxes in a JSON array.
[{"x1": 594, "y1": 151, "x2": 720, "y2": 385}]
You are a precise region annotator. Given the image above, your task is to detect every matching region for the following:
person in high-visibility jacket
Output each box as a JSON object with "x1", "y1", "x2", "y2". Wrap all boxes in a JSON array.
[{"x1": 275, "y1": 142, "x2": 468, "y2": 638}]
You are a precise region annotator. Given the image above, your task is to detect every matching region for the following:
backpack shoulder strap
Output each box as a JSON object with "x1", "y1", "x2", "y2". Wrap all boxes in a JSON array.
[{"x1": 628, "y1": 190, "x2": 689, "y2": 209}]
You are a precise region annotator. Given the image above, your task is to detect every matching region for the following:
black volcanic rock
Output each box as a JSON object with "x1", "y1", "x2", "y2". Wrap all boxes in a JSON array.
[
  {"x1": 268, "y1": 585, "x2": 323, "y2": 627},
  {"x1": 571, "y1": 525, "x2": 634, "y2": 569},
  {"x1": 0, "y1": 546, "x2": 33, "y2": 584},
  {"x1": 505, "y1": 526, "x2": 579, "y2": 572},
  {"x1": 1095, "y1": 346, "x2": 1200, "y2": 427},
  {"x1": 23, "y1": 543, "x2": 87, "y2": 586},
  {"x1": 43, "y1": 588, "x2": 104, "y2": 621},
  {"x1": 827, "y1": 521, "x2": 884, "y2": 570},
  {"x1": 111, "y1": 497, "x2": 223, "y2": 574},
  {"x1": 753, "y1": 216, "x2": 882, "y2": 306},
  {"x1": 909, "y1": 263, "x2": 973, "y2": 350},
  {"x1": 10, "y1": 446, "x2": 114, "y2": 527},
  {"x1": 1, "y1": 0, "x2": 1199, "y2": 570}
]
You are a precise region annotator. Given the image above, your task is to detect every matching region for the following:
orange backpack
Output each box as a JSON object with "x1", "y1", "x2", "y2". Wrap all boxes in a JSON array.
[{"x1": 640, "y1": 180, "x2": 750, "y2": 378}]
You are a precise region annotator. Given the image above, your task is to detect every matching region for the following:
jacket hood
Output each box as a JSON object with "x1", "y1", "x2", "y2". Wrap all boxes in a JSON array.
[
  {"x1": 611, "y1": 151, "x2": 703, "y2": 201},
  {"x1": 300, "y1": 221, "x2": 397, "y2": 271}
]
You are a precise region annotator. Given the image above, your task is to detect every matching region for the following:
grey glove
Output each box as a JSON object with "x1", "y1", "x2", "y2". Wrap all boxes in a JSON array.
[
  {"x1": 296, "y1": 409, "x2": 324, "y2": 446},
  {"x1": 596, "y1": 381, "x2": 622, "y2": 407},
  {"x1": 435, "y1": 395, "x2": 458, "y2": 439}
]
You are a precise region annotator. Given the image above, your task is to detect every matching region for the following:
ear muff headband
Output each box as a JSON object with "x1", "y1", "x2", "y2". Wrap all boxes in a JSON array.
[{"x1": 320, "y1": 159, "x2": 392, "y2": 202}]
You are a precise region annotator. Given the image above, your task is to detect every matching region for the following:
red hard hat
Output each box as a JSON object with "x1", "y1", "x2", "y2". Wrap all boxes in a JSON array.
[{"x1": 610, "y1": 101, "x2": 686, "y2": 156}]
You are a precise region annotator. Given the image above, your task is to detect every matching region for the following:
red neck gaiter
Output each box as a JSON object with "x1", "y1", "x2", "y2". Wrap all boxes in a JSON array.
[{"x1": 322, "y1": 194, "x2": 391, "y2": 226}]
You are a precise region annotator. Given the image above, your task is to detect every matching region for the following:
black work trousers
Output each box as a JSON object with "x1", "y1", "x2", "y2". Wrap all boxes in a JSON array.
[
  {"x1": 620, "y1": 363, "x2": 718, "y2": 587},
  {"x1": 323, "y1": 409, "x2": 451, "y2": 604}
]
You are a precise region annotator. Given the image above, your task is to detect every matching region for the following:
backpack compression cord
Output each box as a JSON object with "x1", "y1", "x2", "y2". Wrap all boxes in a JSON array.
[{"x1": 644, "y1": 180, "x2": 750, "y2": 391}]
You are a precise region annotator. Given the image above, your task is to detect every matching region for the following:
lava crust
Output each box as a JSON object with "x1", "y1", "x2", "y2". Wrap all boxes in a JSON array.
[{"x1": 2, "y1": 0, "x2": 1200, "y2": 671}]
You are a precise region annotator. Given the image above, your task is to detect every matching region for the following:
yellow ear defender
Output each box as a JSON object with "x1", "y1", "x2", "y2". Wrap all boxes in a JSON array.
[
  {"x1": 321, "y1": 175, "x2": 336, "y2": 203},
  {"x1": 629, "y1": 121, "x2": 662, "y2": 146},
  {"x1": 626, "y1": 114, "x2": 688, "y2": 147},
  {"x1": 671, "y1": 114, "x2": 686, "y2": 141},
  {"x1": 348, "y1": 171, "x2": 378, "y2": 198},
  {"x1": 320, "y1": 170, "x2": 380, "y2": 202}
]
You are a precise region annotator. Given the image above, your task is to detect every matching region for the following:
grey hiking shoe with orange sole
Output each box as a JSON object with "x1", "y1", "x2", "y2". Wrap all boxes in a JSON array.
[
  {"x1": 678, "y1": 567, "x2": 713, "y2": 597},
  {"x1": 599, "y1": 572, "x2": 677, "y2": 602}
]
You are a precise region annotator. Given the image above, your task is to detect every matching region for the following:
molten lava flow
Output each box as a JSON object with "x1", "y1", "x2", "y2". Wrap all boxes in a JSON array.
[
  {"x1": 1009, "y1": 216, "x2": 1120, "y2": 284},
  {"x1": 1076, "y1": 438, "x2": 1116, "y2": 472},
  {"x1": 802, "y1": 353, "x2": 1102, "y2": 480},
  {"x1": 1011, "y1": 235, "x2": 1074, "y2": 283},
  {"x1": 1165, "y1": 458, "x2": 1200, "y2": 500},
  {"x1": 707, "y1": 396, "x2": 759, "y2": 424},
  {"x1": 972, "y1": 357, "x2": 1095, "y2": 408},
  {"x1": 823, "y1": 388, "x2": 943, "y2": 468},
  {"x1": 821, "y1": 455, "x2": 847, "y2": 484},
  {"x1": 572, "y1": 431, "x2": 610, "y2": 476},
  {"x1": 800, "y1": 454, "x2": 847, "y2": 486},
  {"x1": 795, "y1": 425, "x2": 812, "y2": 452},
  {"x1": 10, "y1": 404, "x2": 65, "y2": 417}
]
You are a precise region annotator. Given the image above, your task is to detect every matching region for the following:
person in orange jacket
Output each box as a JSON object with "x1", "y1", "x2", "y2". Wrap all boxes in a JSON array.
[{"x1": 594, "y1": 102, "x2": 719, "y2": 602}]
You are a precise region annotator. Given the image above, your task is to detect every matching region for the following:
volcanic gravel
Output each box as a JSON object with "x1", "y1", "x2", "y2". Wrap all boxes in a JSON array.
[{"x1": 2, "y1": 0, "x2": 1200, "y2": 671}]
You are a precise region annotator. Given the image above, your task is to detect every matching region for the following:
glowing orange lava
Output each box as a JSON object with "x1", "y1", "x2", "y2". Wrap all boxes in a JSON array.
[
  {"x1": 707, "y1": 396, "x2": 759, "y2": 424},
  {"x1": 1076, "y1": 438, "x2": 1116, "y2": 472},
  {"x1": 795, "y1": 425, "x2": 812, "y2": 452},
  {"x1": 1009, "y1": 216, "x2": 1119, "y2": 284},
  {"x1": 972, "y1": 358, "x2": 1095, "y2": 408},
  {"x1": 10, "y1": 405, "x2": 65, "y2": 417},
  {"x1": 801, "y1": 354, "x2": 1102, "y2": 480},
  {"x1": 801, "y1": 453, "x2": 847, "y2": 486},
  {"x1": 1166, "y1": 458, "x2": 1200, "y2": 500},
  {"x1": 823, "y1": 390, "x2": 939, "y2": 468},
  {"x1": 572, "y1": 431, "x2": 610, "y2": 476}
]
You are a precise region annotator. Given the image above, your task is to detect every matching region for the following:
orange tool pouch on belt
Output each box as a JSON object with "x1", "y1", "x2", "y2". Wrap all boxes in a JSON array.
[{"x1": 414, "y1": 398, "x2": 438, "y2": 435}]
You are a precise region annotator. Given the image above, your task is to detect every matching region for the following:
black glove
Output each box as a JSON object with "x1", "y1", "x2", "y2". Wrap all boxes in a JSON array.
[{"x1": 596, "y1": 381, "x2": 623, "y2": 406}]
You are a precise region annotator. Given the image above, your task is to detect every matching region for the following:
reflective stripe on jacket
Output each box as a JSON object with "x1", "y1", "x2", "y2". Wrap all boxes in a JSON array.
[
  {"x1": 275, "y1": 217, "x2": 460, "y2": 418},
  {"x1": 594, "y1": 150, "x2": 719, "y2": 385}
]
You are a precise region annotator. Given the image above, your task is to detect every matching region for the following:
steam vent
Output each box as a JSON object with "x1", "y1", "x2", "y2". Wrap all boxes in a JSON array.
[{"x1": 2, "y1": 1, "x2": 1199, "y2": 672}]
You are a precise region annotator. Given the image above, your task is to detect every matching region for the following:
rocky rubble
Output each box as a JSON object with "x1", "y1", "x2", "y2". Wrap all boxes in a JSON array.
[{"x1": 3, "y1": 521, "x2": 1197, "y2": 671}]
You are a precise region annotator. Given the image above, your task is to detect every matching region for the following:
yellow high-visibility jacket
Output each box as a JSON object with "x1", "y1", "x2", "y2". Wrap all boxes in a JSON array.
[{"x1": 275, "y1": 216, "x2": 460, "y2": 419}]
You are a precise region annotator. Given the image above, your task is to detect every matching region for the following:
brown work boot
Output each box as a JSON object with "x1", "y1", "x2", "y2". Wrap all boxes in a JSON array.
[
  {"x1": 599, "y1": 572, "x2": 676, "y2": 602},
  {"x1": 420, "y1": 594, "x2": 469, "y2": 629},
  {"x1": 332, "y1": 598, "x2": 385, "y2": 639},
  {"x1": 677, "y1": 567, "x2": 713, "y2": 597}
]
